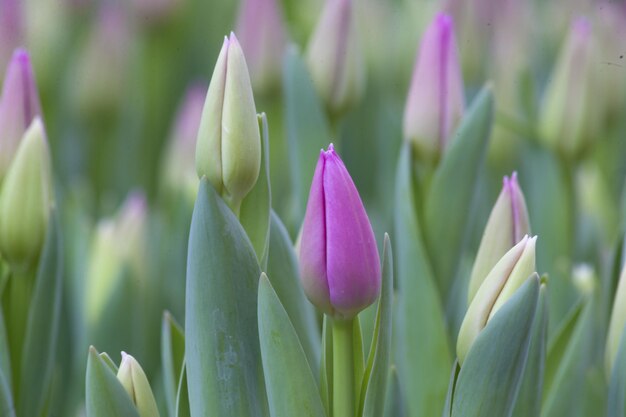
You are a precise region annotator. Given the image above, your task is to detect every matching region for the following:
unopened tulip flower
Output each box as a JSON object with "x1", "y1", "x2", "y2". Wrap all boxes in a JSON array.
[
  {"x1": 117, "y1": 352, "x2": 161, "y2": 417},
  {"x1": 306, "y1": 0, "x2": 365, "y2": 119},
  {"x1": 457, "y1": 235, "x2": 537, "y2": 364},
  {"x1": 299, "y1": 144, "x2": 380, "y2": 319},
  {"x1": 162, "y1": 84, "x2": 206, "y2": 199},
  {"x1": 468, "y1": 173, "x2": 530, "y2": 303},
  {"x1": 0, "y1": 118, "x2": 53, "y2": 270},
  {"x1": 606, "y1": 265, "x2": 626, "y2": 376},
  {"x1": 196, "y1": 33, "x2": 261, "y2": 214},
  {"x1": 0, "y1": 48, "x2": 42, "y2": 180},
  {"x1": 403, "y1": 13, "x2": 464, "y2": 163},
  {"x1": 235, "y1": 0, "x2": 288, "y2": 93},
  {"x1": 539, "y1": 17, "x2": 598, "y2": 159}
]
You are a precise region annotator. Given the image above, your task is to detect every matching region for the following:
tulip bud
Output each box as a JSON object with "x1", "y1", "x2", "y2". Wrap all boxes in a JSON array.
[
  {"x1": 306, "y1": 0, "x2": 365, "y2": 119},
  {"x1": 0, "y1": 118, "x2": 53, "y2": 270},
  {"x1": 403, "y1": 13, "x2": 465, "y2": 163},
  {"x1": 606, "y1": 265, "x2": 626, "y2": 376},
  {"x1": 299, "y1": 144, "x2": 380, "y2": 319},
  {"x1": 467, "y1": 173, "x2": 530, "y2": 303},
  {"x1": 117, "y1": 352, "x2": 161, "y2": 417},
  {"x1": 0, "y1": 48, "x2": 43, "y2": 180},
  {"x1": 539, "y1": 17, "x2": 598, "y2": 159},
  {"x1": 457, "y1": 235, "x2": 537, "y2": 364},
  {"x1": 235, "y1": 0, "x2": 288, "y2": 94},
  {"x1": 195, "y1": 33, "x2": 261, "y2": 214},
  {"x1": 162, "y1": 84, "x2": 205, "y2": 200}
]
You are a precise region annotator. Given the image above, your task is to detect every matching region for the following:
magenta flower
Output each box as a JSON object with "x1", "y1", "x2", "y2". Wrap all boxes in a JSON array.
[
  {"x1": 299, "y1": 144, "x2": 380, "y2": 319},
  {"x1": 0, "y1": 48, "x2": 42, "y2": 180},
  {"x1": 403, "y1": 13, "x2": 464, "y2": 163}
]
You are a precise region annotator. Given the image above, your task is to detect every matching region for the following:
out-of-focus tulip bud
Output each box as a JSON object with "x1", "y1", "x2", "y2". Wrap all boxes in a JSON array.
[
  {"x1": 606, "y1": 265, "x2": 626, "y2": 376},
  {"x1": 86, "y1": 192, "x2": 147, "y2": 324},
  {"x1": 539, "y1": 17, "x2": 598, "y2": 160},
  {"x1": 468, "y1": 173, "x2": 530, "y2": 302},
  {"x1": 195, "y1": 33, "x2": 261, "y2": 214},
  {"x1": 403, "y1": 13, "x2": 464, "y2": 163},
  {"x1": 457, "y1": 235, "x2": 536, "y2": 364},
  {"x1": 74, "y1": 4, "x2": 130, "y2": 115},
  {"x1": 306, "y1": 0, "x2": 365, "y2": 119},
  {"x1": 235, "y1": 0, "x2": 288, "y2": 94},
  {"x1": 0, "y1": 0, "x2": 23, "y2": 72},
  {"x1": 299, "y1": 144, "x2": 380, "y2": 319},
  {"x1": 0, "y1": 48, "x2": 42, "y2": 180},
  {"x1": 117, "y1": 352, "x2": 161, "y2": 417},
  {"x1": 162, "y1": 84, "x2": 205, "y2": 200},
  {"x1": 0, "y1": 118, "x2": 52, "y2": 270}
]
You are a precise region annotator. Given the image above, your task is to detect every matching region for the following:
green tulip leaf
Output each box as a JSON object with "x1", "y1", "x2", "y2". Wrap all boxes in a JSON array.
[
  {"x1": 394, "y1": 142, "x2": 451, "y2": 417},
  {"x1": 266, "y1": 211, "x2": 320, "y2": 371},
  {"x1": 384, "y1": 367, "x2": 408, "y2": 417},
  {"x1": 18, "y1": 212, "x2": 62, "y2": 417},
  {"x1": 511, "y1": 281, "x2": 549, "y2": 417},
  {"x1": 85, "y1": 347, "x2": 140, "y2": 417},
  {"x1": 0, "y1": 370, "x2": 14, "y2": 417},
  {"x1": 361, "y1": 234, "x2": 394, "y2": 417},
  {"x1": 258, "y1": 273, "x2": 327, "y2": 417},
  {"x1": 424, "y1": 85, "x2": 494, "y2": 298},
  {"x1": 176, "y1": 363, "x2": 190, "y2": 417},
  {"x1": 162, "y1": 311, "x2": 185, "y2": 417},
  {"x1": 99, "y1": 352, "x2": 119, "y2": 373},
  {"x1": 185, "y1": 178, "x2": 268, "y2": 417},
  {"x1": 541, "y1": 296, "x2": 595, "y2": 417},
  {"x1": 608, "y1": 324, "x2": 626, "y2": 417},
  {"x1": 240, "y1": 113, "x2": 272, "y2": 269},
  {"x1": 0, "y1": 306, "x2": 10, "y2": 391},
  {"x1": 451, "y1": 275, "x2": 539, "y2": 417},
  {"x1": 442, "y1": 360, "x2": 460, "y2": 417},
  {"x1": 283, "y1": 45, "x2": 332, "y2": 226}
]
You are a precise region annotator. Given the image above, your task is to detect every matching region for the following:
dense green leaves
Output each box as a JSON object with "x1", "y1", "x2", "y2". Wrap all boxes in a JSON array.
[
  {"x1": 451, "y1": 275, "x2": 540, "y2": 417},
  {"x1": 423, "y1": 86, "x2": 494, "y2": 299},
  {"x1": 185, "y1": 178, "x2": 268, "y2": 417},
  {"x1": 85, "y1": 347, "x2": 140, "y2": 417},
  {"x1": 361, "y1": 234, "x2": 393, "y2": 417},
  {"x1": 258, "y1": 273, "x2": 326, "y2": 417},
  {"x1": 394, "y1": 141, "x2": 451, "y2": 417},
  {"x1": 240, "y1": 113, "x2": 272, "y2": 268}
]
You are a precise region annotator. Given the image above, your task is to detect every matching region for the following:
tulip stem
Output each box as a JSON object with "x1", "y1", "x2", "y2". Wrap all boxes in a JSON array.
[{"x1": 332, "y1": 318, "x2": 355, "y2": 417}]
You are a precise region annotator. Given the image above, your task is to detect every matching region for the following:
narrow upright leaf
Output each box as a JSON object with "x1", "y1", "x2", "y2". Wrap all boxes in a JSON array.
[
  {"x1": 424, "y1": 85, "x2": 494, "y2": 298},
  {"x1": 162, "y1": 312, "x2": 185, "y2": 417},
  {"x1": 258, "y1": 274, "x2": 327, "y2": 417},
  {"x1": 240, "y1": 113, "x2": 272, "y2": 269},
  {"x1": 394, "y1": 142, "x2": 451, "y2": 417},
  {"x1": 176, "y1": 363, "x2": 190, "y2": 417},
  {"x1": 185, "y1": 179, "x2": 268, "y2": 417},
  {"x1": 608, "y1": 326, "x2": 626, "y2": 417},
  {"x1": 361, "y1": 234, "x2": 394, "y2": 417}
]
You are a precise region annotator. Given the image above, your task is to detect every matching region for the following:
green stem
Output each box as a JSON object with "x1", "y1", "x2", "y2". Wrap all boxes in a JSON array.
[
  {"x1": 332, "y1": 318, "x2": 355, "y2": 417},
  {"x1": 2, "y1": 270, "x2": 34, "y2": 397}
]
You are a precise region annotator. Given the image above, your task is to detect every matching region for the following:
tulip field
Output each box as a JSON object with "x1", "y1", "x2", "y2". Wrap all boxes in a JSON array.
[{"x1": 0, "y1": 0, "x2": 625, "y2": 416}]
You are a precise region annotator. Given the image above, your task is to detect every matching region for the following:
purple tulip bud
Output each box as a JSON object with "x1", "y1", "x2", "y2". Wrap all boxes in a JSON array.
[
  {"x1": 468, "y1": 172, "x2": 530, "y2": 302},
  {"x1": 235, "y1": 0, "x2": 288, "y2": 94},
  {"x1": 403, "y1": 13, "x2": 465, "y2": 163},
  {"x1": 299, "y1": 144, "x2": 380, "y2": 319},
  {"x1": 0, "y1": 48, "x2": 43, "y2": 180},
  {"x1": 306, "y1": 0, "x2": 365, "y2": 118}
]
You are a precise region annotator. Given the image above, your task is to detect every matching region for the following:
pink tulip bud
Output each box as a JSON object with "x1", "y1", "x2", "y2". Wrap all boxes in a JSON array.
[
  {"x1": 235, "y1": 0, "x2": 288, "y2": 93},
  {"x1": 0, "y1": 48, "x2": 43, "y2": 180},
  {"x1": 403, "y1": 13, "x2": 465, "y2": 163},
  {"x1": 299, "y1": 144, "x2": 380, "y2": 319},
  {"x1": 468, "y1": 172, "x2": 530, "y2": 302}
]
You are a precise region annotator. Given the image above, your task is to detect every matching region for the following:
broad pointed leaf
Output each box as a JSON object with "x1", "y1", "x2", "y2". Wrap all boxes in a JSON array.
[
  {"x1": 258, "y1": 274, "x2": 326, "y2": 417},
  {"x1": 185, "y1": 178, "x2": 268, "y2": 417}
]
